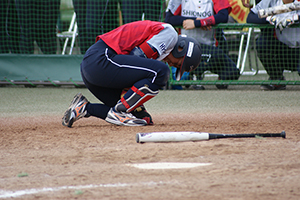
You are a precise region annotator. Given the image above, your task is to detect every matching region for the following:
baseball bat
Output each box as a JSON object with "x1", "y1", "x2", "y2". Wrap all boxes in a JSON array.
[
  {"x1": 258, "y1": 1, "x2": 300, "y2": 18},
  {"x1": 136, "y1": 131, "x2": 286, "y2": 143}
]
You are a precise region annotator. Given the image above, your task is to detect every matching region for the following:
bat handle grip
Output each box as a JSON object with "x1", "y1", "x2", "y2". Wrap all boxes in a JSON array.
[{"x1": 208, "y1": 131, "x2": 286, "y2": 139}]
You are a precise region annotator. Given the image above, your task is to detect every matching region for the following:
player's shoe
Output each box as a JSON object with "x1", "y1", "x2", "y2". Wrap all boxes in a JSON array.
[
  {"x1": 191, "y1": 85, "x2": 205, "y2": 90},
  {"x1": 216, "y1": 78, "x2": 228, "y2": 89},
  {"x1": 105, "y1": 108, "x2": 147, "y2": 126},
  {"x1": 62, "y1": 93, "x2": 89, "y2": 127},
  {"x1": 260, "y1": 84, "x2": 286, "y2": 90},
  {"x1": 131, "y1": 105, "x2": 153, "y2": 125},
  {"x1": 216, "y1": 84, "x2": 228, "y2": 89},
  {"x1": 260, "y1": 77, "x2": 286, "y2": 90}
]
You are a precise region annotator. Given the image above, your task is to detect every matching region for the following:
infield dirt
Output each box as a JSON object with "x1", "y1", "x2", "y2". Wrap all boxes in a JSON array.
[
  {"x1": 0, "y1": 87, "x2": 300, "y2": 199},
  {"x1": 1, "y1": 112, "x2": 300, "y2": 199}
]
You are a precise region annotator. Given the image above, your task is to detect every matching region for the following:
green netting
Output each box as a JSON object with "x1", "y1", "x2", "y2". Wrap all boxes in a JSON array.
[
  {"x1": 0, "y1": 0, "x2": 299, "y2": 86},
  {"x1": 169, "y1": 23, "x2": 300, "y2": 88},
  {"x1": 0, "y1": 0, "x2": 165, "y2": 55}
]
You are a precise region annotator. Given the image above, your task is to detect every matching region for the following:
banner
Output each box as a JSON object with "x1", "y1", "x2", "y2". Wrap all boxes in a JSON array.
[{"x1": 228, "y1": 0, "x2": 250, "y2": 23}]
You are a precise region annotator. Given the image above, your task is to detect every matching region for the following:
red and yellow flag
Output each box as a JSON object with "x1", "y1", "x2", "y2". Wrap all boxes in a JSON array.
[{"x1": 228, "y1": 0, "x2": 250, "y2": 23}]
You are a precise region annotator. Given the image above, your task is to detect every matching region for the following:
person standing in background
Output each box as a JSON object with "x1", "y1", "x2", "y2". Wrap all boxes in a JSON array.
[
  {"x1": 165, "y1": 0, "x2": 240, "y2": 90},
  {"x1": 73, "y1": 0, "x2": 119, "y2": 54},
  {"x1": 15, "y1": 0, "x2": 60, "y2": 54},
  {"x1": 0, "y1": 0, "x2": 20, "y2": 53},
  {"x1": 122, "y1": 0, "x2": 163, "y2": 24},
  {"x1": 246, "y1": 0, "x2": 300, "y2": 90}
]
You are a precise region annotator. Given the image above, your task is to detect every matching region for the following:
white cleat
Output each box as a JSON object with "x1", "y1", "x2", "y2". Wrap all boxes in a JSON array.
[{"x1": 105, "y1": 108, "x2": 147, "y2": 126}]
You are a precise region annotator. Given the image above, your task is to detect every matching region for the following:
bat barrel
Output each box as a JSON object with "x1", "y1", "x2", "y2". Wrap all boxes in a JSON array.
[
  {"x1": 258, "y1": 2, "x2": 300, "y2": 18},
  {"x1": 136, "y1": 132, "x2": 210, "y2": 143}
]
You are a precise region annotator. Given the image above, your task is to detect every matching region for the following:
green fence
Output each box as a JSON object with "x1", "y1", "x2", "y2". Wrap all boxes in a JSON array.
[
  {"x1": 0, "y1": 0, "x2": 299, "y2": 87},
  {"x1": 169, "y1": 23, "x2": 300, "y2": 88}
]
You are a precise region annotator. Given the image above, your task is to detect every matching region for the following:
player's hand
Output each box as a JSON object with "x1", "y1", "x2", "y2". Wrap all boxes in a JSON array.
[
  {"x1": 241, "y1": 0, "x2": 255, "y2": 8},
  {"x1": 241, "y1": 0, "x2": 250, "y2": 8},
  {"x1": 183, "y1": 19, "x2": 195, "y2": 30},
  {"x1": 267, "y1": 14, "x2": 299, "y2": 31}
]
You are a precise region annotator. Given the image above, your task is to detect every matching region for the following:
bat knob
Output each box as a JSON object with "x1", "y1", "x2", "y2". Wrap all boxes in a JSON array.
[{"x1": 281, "y1": 131, "x2": 286, "y2": 138}]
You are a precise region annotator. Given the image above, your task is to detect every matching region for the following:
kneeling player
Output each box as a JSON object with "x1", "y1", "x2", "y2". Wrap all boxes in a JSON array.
[{"x1": 62, "y1": 20, "x2": 202, "y2": 127}]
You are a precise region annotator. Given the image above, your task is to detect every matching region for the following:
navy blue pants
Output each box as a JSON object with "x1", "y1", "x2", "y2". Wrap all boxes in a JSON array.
[
  {"x1": 194, "y1": 44, "x2": 240, "y2": 80},
  {"x1": 256, "y1": 30, "x2": 300, "y2": 80},
  {"x1": 122, "y1": 0, "x2": 162, "y2": 24},
  {"x1": 81, "y1": 40, "x2": 170, "y2": 119}
]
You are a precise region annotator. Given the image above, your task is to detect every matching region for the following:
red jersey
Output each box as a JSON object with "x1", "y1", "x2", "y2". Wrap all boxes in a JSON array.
[
  {"x1": 96, "y1": 21, "x2": 165, "y2": 55},
  {"x1": 96, "y1": 20, "x2": 178, "y2": 61}
]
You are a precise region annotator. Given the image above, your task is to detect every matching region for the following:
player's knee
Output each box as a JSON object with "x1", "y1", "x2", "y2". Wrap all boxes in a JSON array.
[
  {"x1": 155, "y1": 64, "x2": 170, "y2": 86},
  {"x1": 219, "y1": 67, "x2": 240, "y2": 80},
  {"x1": 232, "y1": 68, "x2": 240, "y2": 80},
  {"x1": 228, "y1": 67, "x2": 241, "y2": 80}
]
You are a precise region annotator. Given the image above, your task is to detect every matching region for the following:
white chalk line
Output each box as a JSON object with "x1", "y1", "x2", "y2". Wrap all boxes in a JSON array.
[
  {"x1": 127, "y1": 162, "x2": 212, "y2": 169},
  {"x1": 0, "y1": 181, "x2": 166, "y2": 198},
  {"x1": 0, "y1": 162, "x2": 210, "y2": 198}
]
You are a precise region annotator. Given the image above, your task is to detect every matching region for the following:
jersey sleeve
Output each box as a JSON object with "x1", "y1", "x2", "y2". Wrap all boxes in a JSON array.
[
  {"x1": 213, "y1": 0, "x2": 232, "y2": 14},
  {"x1": 147, "y1": 23, "x2": 178, "y2": 61},
  {"x1": 251, "y1": 0, "x2": 273, "y2": 14},
  {"x1": 166, "y1": 0, "x2": 182, "y2": 15}
]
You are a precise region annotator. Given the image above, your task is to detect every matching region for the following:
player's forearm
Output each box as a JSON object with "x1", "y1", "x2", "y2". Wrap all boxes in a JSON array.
[
  {"x1": 247, "y1": 11, "x2": 268, "y2": 24},
  {"x1": 165, "y1": 11, "x2": 196, "y2": 26},
  {"x1": 194, "y1": 8, "x2": 228, "y2": 27}
]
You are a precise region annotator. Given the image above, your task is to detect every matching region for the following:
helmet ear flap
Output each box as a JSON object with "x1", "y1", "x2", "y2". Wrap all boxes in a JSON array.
[
  {"x1": 178, "y1": 41, "x2": 185, "y2": 48},
  {"x1": 172, "y1": 37, "x2": 187, "y2": 58},
  {"x1": 177, "y1": 41, "x2": 186, "y2": 54}
]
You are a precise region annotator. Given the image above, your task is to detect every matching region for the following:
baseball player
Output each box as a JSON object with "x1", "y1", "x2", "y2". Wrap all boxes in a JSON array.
[
  {"x1": 165, "y1": 0, "x2": 241, "y2": 89},
  {"x1": 62, "y1": 20, "x2": 202, "y2": 127},
  {"x1": 247, "y1": 0, "x2": 300, "y2": 90}
]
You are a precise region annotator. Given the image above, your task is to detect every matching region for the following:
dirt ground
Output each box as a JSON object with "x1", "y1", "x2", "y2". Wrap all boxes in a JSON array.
[{"x1": 0, "y1": 112, "x2": 299, "y2": 200}]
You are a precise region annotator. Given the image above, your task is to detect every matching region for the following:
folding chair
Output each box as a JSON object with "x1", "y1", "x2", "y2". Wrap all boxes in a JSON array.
[
  {"x1": 237, "y1": 1, "x2": 259, "y2": 75},
  {"x1": 236, "y1": 27, "x2": 261, "y2": 75},
  {"x1": 57, "y1": 12, "x2": 78, "y2": 55}
]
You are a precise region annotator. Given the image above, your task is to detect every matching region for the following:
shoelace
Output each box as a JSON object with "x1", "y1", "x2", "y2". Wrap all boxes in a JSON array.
[{"x1": 119, "y1": 111, "x2": 136, "y2": 119}]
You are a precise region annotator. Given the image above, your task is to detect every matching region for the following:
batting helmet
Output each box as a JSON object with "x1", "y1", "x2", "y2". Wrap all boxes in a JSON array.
[{"x1": 172, "y1": 35, "x2": 202, "y2": 81}]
